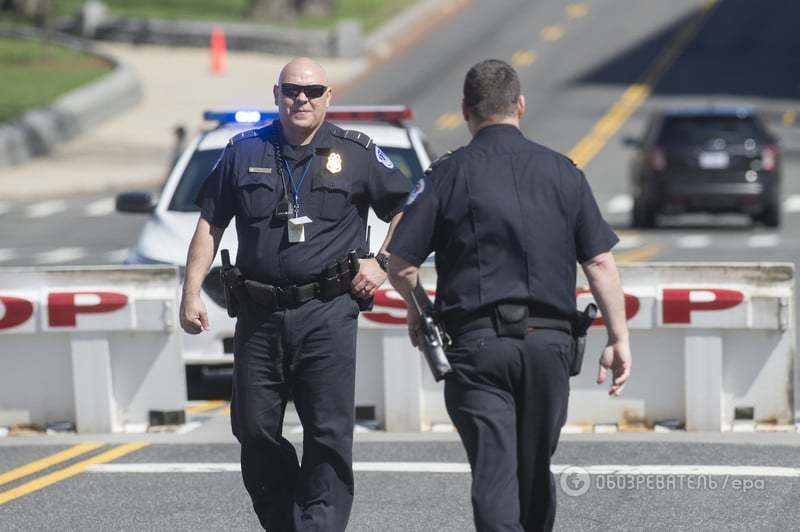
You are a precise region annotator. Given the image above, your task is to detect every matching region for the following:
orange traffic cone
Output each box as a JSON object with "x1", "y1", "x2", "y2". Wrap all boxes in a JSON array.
[{"x1": 210, "y1": 26, "x2": 226, "y2": 75}]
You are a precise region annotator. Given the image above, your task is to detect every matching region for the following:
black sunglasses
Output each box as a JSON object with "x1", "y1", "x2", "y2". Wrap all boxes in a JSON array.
[{"x1": 280, "y1": 83, "x2": 328, "y2": 99}]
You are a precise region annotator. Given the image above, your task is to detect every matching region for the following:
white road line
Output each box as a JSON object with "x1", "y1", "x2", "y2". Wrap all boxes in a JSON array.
[
  {"x1": 676, "y1": 235, "x2": 711, "y2": 249},
  {"x1": 783, "y1": 195, "x2": 800, "y2": 213},
  {"x1": 87, "y1": 462, "x2": 800, "y2": 477},
  {"x1": 0, "y1": 249, "x2": 18, "y2": 263},
  {"x1": 615, "y1": 233, "x2": 642, "y2": 250},
  {"x1": 175, "y1": 422, "x2": 203, "y2": 435},
  {"x1": 84, "y1": 197, "x2": 116, "y2": 217},
  {"x1": 24, "y1": 200, "x2": 68, "y2": 218},
  {"x1": 105, "y1": 248, "x2": 131, "y2": 263},
  {"x1": 747, "y1": 234, "x2": 779, "y2": 248},
  {"x1": 605, "y1": 194, "x2": 633, "y2": 214},
  {"x1": 34, "y1": 247, "x2": 87, "y2": 264}
]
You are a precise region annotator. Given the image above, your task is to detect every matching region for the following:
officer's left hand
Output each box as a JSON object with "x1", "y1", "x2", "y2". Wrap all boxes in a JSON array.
[{"x1": 351, "y1": 258, "x2": 386, "y2": 298}]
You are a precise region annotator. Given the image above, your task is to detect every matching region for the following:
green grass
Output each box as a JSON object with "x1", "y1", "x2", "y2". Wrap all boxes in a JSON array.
[
  {"x1": 46, "y1": 0, "x2": 416, "y2": 29},
  {"x1": 0, "y1": 37, "x2": 111, "y2": 123}
]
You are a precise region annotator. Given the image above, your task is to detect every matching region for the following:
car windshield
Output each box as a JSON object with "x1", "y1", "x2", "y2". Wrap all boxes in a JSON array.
[
  {"x1": 168, "y1": 145, "x2": 423, "y2": 212},
  {"x1": 658, "y1": 116, "x2": 765, "y2": 145}
]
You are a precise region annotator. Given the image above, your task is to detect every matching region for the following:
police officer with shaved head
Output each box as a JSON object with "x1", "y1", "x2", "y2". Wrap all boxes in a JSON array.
[
  {"x1": 388, "y1": 59, "x2": 632, "y2": 531},
  {"x1": 180, "y1": 57, "x2": 411, "y2": 531}
]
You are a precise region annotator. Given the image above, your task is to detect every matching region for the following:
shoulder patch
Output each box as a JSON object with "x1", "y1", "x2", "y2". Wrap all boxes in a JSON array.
[
  {"x1": 374, "y1": 145, "x2": 394, "y2": 169},
  {"x1": 331, "y1": 128, "x2": 373, "y2": 149},
  {"x1": 406, "y1": 177, "x2": 425, "y2": 206},
  {"x1": 227, "y1": 128, "x2": 260, "y2": 146},
  {"x1": 424, "y1": 148, "x2": 459, "y2": 176}
]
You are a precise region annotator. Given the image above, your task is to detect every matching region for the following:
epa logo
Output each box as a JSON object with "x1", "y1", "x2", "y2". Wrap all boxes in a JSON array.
[{"x1": 560, "y1": 466, "x2": 591, "y2": 497}]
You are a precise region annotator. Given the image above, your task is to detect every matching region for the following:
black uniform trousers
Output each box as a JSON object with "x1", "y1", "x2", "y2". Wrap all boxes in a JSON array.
[
  {"x1": 444, "y1": 326, "x2": 573, "y2": 532},
  {"x1": 231, "y1": 292, "x2": 360, "y2": 532}
]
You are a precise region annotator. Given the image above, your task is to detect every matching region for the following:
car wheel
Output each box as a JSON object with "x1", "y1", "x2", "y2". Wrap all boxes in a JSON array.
[
  {"x1": 758, "y1": 201, "x2": 780, "y2": 228},
  {"x1": 632, "y1": 198, "x2": 656, "y2": 228}
]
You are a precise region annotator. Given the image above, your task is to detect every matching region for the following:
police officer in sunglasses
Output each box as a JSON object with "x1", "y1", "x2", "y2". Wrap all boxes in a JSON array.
[{"x1": 181, "y1": 57, "x2": 412, "y2": 531}]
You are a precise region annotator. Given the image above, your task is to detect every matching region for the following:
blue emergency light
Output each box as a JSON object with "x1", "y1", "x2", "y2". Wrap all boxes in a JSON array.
[{"x1": 203, "y1": 110, "x2": 279, "y2": 124}]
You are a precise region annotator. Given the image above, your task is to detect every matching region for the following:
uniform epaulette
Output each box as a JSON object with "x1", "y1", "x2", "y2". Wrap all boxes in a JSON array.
[
  {"x1": 331, "y1": 128, "x2": 373, "y2": 149},
  {"x1": 424, "y1": 148, "x2": 460, "y2": 176},
  {"x1": 227, "y1": 128, "x2": 261, "y2": 146},
  {"x1": 567, "y1": 156, "x2": 578, "y2": 167}
]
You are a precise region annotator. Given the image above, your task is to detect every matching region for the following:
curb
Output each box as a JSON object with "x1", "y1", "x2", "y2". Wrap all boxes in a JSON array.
[
  {"x1": 0, "y1": 28, "x2": 142, "y2": 169},
  {"x1": 62, "y1": 16, "x2": 361, "y2": 58}
]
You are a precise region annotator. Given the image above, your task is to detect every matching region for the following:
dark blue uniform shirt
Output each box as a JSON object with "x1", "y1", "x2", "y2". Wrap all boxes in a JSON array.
[
  {"x1": 388, "y1": 124, "x2": 619, "y2": 320},
  {"x1": 197, "y1": 120, "x2": 411, "y2": 285}
]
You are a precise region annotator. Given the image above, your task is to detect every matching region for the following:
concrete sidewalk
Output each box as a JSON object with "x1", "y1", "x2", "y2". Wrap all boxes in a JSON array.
[{"x1": 0, "y1": 43, "x2": 367, "y2": 201}]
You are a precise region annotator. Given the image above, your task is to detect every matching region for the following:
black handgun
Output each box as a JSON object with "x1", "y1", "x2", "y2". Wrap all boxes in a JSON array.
[
  {"x1": 571, "y1": 303, "x2": 598, "y2": 376},
  {"x1": 220, "y1": 249, "x2": 241, "y2": 318},
  {"x1": 410, "y1": 289, "x2": 452, "y2": 382}
]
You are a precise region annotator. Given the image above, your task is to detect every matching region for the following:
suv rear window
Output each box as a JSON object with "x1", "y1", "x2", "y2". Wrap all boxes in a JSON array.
[
  {"x1": 658, "y1": 116, "x2": 766, "y2": 145},
  {"x1": 168, "y1": 146, "x2": 422, "y2": 212}
]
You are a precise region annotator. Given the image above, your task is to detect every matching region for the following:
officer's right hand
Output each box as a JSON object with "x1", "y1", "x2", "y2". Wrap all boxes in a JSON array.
[
  {"x1": 597, "y1": 340, "x2": 631, "y2": 396},
  {"x1": 406, "y1": 308, "x2": 422, "y2": 348},
  {"x1": 180, "y1": 292, "x2": 210, "y2": 334}
]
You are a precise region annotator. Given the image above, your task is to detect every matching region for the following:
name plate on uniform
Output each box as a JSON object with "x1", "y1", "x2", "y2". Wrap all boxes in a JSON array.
[
  {"x1": 248, "y1": 166, "x2": 272, "y2": 174},
  {"x1": 288, "y1": 216, "x2": 312, "y2": 243}
]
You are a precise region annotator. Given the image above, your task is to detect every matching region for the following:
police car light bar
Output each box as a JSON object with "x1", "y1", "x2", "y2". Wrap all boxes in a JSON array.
[
  {"x1": 203, "y1": 106, "x2": 413, "y2": 126},
  {"x1": 325, "y1": 106, "x2": 413, "y2": 123}
]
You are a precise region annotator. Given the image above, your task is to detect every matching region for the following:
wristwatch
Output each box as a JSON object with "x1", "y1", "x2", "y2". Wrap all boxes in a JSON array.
[{"x1": 374, "y1": 252, "x2": 389, "y2": 272}]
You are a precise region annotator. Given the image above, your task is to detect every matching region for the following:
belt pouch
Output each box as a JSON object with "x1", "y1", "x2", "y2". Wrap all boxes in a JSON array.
[{"x1": 493, "y1": 304, "x2": 529, "y2": 338}]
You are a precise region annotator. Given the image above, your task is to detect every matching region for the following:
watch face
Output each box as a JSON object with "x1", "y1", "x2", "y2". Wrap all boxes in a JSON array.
[{"x1": 376, "y1": 253, "x2": 388, "y2": 271}]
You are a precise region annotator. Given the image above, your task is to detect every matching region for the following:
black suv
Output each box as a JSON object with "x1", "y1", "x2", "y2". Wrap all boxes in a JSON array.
[{"x1": 624, "y1": 108, "x2": 781, "y2": 227}]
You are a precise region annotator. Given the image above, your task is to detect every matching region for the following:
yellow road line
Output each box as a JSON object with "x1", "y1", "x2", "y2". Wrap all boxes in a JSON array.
[
  {"x1": 435, "y1": 112, "x2": 463, "y2": 130},
  {"x1": 566, "y1": 3, "x2": 589, "y2": 19},
  {"x1": 511, "y1": 50, "x2": 538, "y2": 68},
  {"x1": 568, "y1": 0, "x2": 719, "y2": 168},
  {"x1": 541, "y1": 25, "x2": 564, "y2": 42},
  {"x1": 0, "y1": 442, "x2": 148, "y2": 506},
  {"x1": 186, "y1": 400, "x2": 227, "y2": 415},
  {"x1": 219, "y1": 406, "x2": 231, "y2": 416},
  {"x1": 616, "y1": 244, "x2": 663, "y2": 263},
  {"x1": 782, "y1": 109, "x2": 797, "y2": 126},
  {"x1": 0, "y1": 443, "x2": 103, "y2": 487}
]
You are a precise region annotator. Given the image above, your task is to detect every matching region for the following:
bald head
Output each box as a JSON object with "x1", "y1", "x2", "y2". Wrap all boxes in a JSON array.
[
  {"x1": 274, "y1": 57, "x2": 332, "y2": 145},
  {"x1": 278, "y1": 57, "x2": 328, "y2": 86}
]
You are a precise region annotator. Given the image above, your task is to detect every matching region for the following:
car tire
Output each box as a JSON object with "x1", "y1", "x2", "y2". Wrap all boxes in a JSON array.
[
  {"x1": 632, "y1": 198, "x2": 656, "y2": 228},
  {"x1": 758, "y1": 201, "x2": 780, "y2": 228}
]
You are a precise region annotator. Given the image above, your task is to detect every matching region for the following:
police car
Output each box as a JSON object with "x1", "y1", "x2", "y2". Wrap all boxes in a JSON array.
[{"x1": 116, "y1": 106, "x2": 434, "y2": 376}]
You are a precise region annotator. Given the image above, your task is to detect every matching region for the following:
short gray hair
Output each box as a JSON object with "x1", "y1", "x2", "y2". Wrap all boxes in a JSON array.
[{"x1": 463, "y1": 59, "x2": 520, "y2": 122}]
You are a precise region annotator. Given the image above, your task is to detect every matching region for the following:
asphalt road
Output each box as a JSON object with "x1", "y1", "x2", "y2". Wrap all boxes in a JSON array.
[
  {"x1": 3, "y1": 420, "x2": 800, "y2": 531},
  {"x1": 3, "y1": 0, "x2": 800, "y2": 530}
]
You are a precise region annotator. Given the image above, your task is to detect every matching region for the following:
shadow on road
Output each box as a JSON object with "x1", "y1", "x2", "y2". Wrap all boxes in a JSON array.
[{"x1": 574, "y1": 0, "x2": 800, "y2": 101}]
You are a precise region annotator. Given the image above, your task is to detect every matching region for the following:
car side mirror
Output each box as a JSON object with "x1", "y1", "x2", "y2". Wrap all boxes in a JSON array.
[
  {"x1": 116, "y1": 191, "x2": 157, "y2": 213},
  {"x1": 622, "y1": 136, "x2": 642, "y2": 148}
]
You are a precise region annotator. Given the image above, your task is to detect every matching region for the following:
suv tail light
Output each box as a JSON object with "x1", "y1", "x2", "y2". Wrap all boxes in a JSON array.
[
  {"x1": 761, "y1": 144, "x2": 778, "y2": 171},
  {"x1": 648, "y1": 146, "x2": 667, "y2": 171}
]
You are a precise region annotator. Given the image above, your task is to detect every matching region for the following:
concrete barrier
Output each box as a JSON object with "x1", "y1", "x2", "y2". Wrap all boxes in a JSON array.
[
  {"x1": 354, "y1": 263, "x2": 796, "y2": 432},
  {"x1": 0, "y1": 266, "x2": 185, "y2": 433}
]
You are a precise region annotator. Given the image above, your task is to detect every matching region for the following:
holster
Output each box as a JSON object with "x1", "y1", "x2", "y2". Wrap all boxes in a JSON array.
[
  {"x1": 220, "y1": 249, "x2": 244, "y2": 318},
  {"x1": 570, "y1": 303, "x2": 598, "y2": 376},
  {"x1": 492, "y1": 304, "x2": 529, "y2": 339}
]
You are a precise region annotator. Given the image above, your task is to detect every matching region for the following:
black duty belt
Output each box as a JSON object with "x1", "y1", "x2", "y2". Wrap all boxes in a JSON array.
[
  {"x1": 243, "y1": 255, "x2": 356, "y2": 311},
  {"x1": 444, "y1": 308, "x2": 573, "y2": 338}
]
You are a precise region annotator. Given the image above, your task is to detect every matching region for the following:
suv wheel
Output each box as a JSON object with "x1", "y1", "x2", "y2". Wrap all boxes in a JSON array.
[{"x1": 632, "y1": 198, "x2": 656, "y2": 228}]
